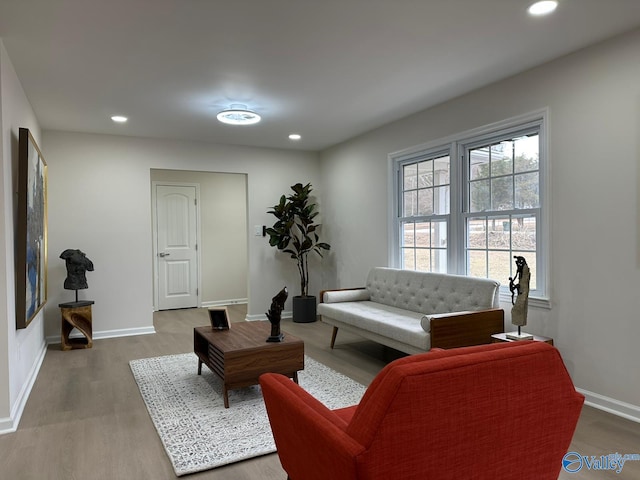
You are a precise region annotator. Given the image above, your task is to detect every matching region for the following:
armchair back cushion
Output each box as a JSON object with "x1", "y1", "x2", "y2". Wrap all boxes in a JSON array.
[{"x1": 261, "y1": 342, "x2": 584, "y2": 480}]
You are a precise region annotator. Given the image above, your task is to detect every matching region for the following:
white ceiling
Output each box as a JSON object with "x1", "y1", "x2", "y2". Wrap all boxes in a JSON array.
[{"x1": 1, "y1": 0, "x2": 640, "y2": 151}]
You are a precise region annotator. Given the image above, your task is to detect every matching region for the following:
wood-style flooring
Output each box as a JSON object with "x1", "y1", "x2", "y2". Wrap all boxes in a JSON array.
[{"x1": 0, "y1": 305, "x2": 638, "y2": 479}]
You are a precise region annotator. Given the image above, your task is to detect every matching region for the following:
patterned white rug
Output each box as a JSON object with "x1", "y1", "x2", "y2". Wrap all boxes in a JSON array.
[{"x1": 130, "y1": 353, "x2": 366, "y2": 476}]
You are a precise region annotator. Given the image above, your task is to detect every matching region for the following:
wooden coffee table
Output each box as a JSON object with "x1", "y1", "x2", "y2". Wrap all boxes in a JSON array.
[{"x1": 194, "y1": 321, "x2": 304, "y2": 408}]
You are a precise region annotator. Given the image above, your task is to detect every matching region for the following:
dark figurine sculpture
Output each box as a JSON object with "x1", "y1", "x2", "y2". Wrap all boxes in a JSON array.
[
  {"x1": 509, "y1": 256, "x2": 528, "y2": 306},
  {"x1": 508, "y1": 255, "x2": 531, "y2": 337},
  {"x1": 266, "y1": 286, "x2": 288, "y2": 343},
  {"x1": 60, "y1": 249, "x2": 94, "y2": 301}
]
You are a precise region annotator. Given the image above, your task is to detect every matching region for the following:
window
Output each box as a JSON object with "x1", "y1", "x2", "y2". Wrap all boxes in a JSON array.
[
  {"x1": 400, "y1": 152, "x2": 450, "y2": 273},
  {"x1": 391, "y1": 111, "x2": 548, "y2": 302}
]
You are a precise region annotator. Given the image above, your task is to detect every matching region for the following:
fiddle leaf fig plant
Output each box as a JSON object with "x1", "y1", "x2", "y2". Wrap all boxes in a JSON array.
[{"x1": 266, "y1": 183, "x2": 330, "y2": 297}]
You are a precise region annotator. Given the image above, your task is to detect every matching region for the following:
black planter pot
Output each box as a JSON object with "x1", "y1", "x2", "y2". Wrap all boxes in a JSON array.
[{"x1": 292, "y1": 295, "x2": 317, "y2": 323}]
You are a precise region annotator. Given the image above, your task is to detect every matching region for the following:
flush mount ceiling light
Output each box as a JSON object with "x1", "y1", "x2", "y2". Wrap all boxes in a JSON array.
[
  {"x1": 111, "y1": 115, "x2": 128, "y2": 123},
  {"x1": 216, "y1": 104, "x2": 261, "y2": 125},
  {"x1": 528, "y1": 1, "x2": 558, "y2": 16},
  {"x1": 288, "y1": 133, "x2": 302, "y2": 141}
]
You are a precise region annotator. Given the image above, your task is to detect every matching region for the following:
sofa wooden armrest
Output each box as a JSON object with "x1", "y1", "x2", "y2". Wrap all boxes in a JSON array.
[{"x1": 429, "y1": 308, "x2": 504, "y2": 349}]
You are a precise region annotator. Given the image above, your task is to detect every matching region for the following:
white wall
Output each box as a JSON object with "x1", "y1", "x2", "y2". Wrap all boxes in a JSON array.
[
  {"x1": 0, "y1": 40, "x2": 47, "y2": 432},
  {"x1": 41, "y1": 131, "x2": 322, "y2": 340},
  {"x1": 150, "y1": 169, "x2": 248, "y2": 306},
  {"x1": 320, "y1": 28, "x2": 640, "y2": 416}
]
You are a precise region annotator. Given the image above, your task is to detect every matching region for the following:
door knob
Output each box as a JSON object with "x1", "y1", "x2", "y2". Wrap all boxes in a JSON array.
[{"x1": 158, "y1": 252, "x2": 170, "y2": 257}]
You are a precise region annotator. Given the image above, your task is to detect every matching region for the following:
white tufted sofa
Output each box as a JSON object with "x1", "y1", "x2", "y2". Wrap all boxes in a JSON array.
[{"x1": 318, "y1": 267, "x2": 504, "y2": 354}]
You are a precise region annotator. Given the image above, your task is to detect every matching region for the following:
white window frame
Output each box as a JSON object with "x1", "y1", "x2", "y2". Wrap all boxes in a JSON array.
[{"x1": 389, "y1": 109, "x2": 550, "y2": 308}]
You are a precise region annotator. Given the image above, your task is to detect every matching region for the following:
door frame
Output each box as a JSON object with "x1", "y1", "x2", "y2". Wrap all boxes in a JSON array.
[{"x1": 151, "y1": 181, "x2": 202, "y2": 310}]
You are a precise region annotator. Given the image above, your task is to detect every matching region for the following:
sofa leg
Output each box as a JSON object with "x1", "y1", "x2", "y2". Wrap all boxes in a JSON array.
[{"x1": 330, "y1": 326, "x2": 338, "y2": 349}]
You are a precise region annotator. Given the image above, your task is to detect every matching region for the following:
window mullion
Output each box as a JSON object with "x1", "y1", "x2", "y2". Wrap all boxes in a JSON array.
[{"x1": 448, "y1": 142, "x2": 463, "y2": 275}]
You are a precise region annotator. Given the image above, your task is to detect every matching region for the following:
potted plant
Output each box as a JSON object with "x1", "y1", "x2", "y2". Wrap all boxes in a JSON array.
[{"x1": 266, "y1": 183, "x2": 330, "y2": 323}]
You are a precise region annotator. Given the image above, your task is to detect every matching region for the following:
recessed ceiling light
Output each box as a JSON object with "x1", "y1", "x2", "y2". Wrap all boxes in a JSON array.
[
  {"x1": 528, "y1": 1, "x2": 558, "y2": 16},
  {"x1": 216, "y1": 104, "x2": 261, "y2": 125},
  {"x1": 111, "y1": 115, "x2": 128, "y2": 123},
  {"x1": 288, "y1": 133, "x2": 302, "y2": 141}
]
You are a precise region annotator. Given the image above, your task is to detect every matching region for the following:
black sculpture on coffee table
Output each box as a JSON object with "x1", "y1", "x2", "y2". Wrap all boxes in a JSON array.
[{"x1": 266, "y1": 286, "x2": 288, "y2": 342}]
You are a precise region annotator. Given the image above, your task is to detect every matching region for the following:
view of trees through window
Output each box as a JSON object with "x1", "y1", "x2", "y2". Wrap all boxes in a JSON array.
[
  {"x1": 401, "y1": 154, "x2": 450, "y2": 273},
  {"x1": 466, "y1": 133, "x2": 539, "y2": 288},
  {"x1": 396, "y1": 121, "x2": 543, "y2": 294}
]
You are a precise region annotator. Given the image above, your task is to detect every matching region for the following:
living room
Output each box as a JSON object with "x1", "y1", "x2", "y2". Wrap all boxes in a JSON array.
[{"x1": 1, "y1": 1, "x2": 640, "y2": 478}]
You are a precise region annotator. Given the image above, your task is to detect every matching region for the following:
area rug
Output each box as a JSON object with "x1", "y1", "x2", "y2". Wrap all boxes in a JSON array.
[{"x1": 129, "y1": 353, "x2": 366, "y2": 476}]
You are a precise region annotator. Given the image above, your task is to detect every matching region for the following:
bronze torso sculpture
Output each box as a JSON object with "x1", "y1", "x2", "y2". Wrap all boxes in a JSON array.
[{"x1": 60, "y1": 249, "x2": 94, "y2": 291}]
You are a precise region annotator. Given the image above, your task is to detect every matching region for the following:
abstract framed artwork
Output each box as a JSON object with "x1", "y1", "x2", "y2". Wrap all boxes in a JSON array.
[{"x1": 16, "y1": 127, "x2": 48, "y2": 329}]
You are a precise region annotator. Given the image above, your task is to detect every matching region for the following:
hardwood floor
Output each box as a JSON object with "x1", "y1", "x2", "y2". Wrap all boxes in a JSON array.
[{"x1": 1, "y1": 305, "x2": 638, "y2": 479}]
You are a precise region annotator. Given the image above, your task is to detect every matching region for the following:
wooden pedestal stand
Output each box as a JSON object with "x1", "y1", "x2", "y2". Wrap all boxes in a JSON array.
[{"x1": 59, "y1": 300, "x2": 94, "y2": 351}]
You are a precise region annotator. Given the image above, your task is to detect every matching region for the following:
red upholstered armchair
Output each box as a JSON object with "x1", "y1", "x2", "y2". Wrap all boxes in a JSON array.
[{"x1": 260, "y1": 341, "x2": 584, "y2": 480}]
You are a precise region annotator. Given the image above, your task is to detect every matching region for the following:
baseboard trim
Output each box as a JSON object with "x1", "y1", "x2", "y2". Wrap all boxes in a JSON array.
[
  {"x1": 201, "y1": 298, "x2": 248, "y2": 308},
  {"x1": 577, "y1": 387, "x2": 640, "y2": 424},
  {"x1": 46, "y1": 326, "x2": 156, "y2": 345},
  {"x1": 0, "y1": 339, "x2": 48, "y2": 435},
  {"x1": 0, "y1": 416, "x2": 12, "y2": 434}
]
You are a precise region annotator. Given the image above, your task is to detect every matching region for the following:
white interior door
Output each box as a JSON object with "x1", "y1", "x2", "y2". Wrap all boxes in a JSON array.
[{"x1": 155, "y1": 184, "x2": 199, "y2": 310}]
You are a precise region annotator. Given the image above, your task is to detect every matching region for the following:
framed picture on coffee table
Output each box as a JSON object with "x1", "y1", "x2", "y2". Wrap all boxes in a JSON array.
[{"x1": 208, "y1": 307, "x2": 230, "y2": 330}]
